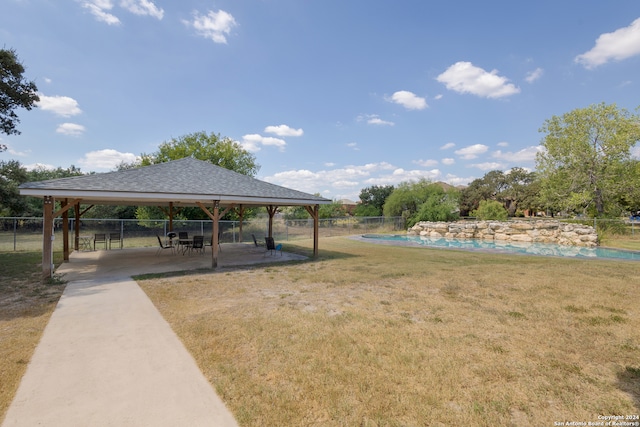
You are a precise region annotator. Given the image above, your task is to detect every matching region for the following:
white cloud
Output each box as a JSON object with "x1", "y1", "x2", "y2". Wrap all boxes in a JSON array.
[
  {"x1": 413, "y1": 159, "x2": 438, "y2": 167},
  {"x1": 264, "y1": 162, "x2": 445, "y2": 200},
  {"x1": 24, "y1": 163, "x2": 56, "y2": 171},
  {"x1": 184, "y1": 9, "x2": 237, "y2": 44},
  {"x1": 119, "y1": 0, "x2": 163, "y2": 19},
  {"x1": 434, "y1": 94, "x2": 443, "y2": 100},
  {"x1": 445, "y1": 173, "x2": 475, "y2": 187},
  {"x1": 440, "y1": 142, "x2": 455, "y2": 150},
  {"x1": 347, "y1": 142, "x2": 359, "y2": 151},
  {"x1": 37, "y1": 94, "x2": 82, "y2": 117},
  {"x1": 358, "y1": 114, "x2": 395, "y2": 126},
  {"x1": 80, "y1": 0, "x2": 121, "y2": 25},
  {"x1": 56, "y1": 123, "x2": 86, "y2": 136},
  {"x1": 575, "y1": 17, "x2": 640, "y2": 69},
  {"x1": 387, "y1": 90, "x2": 427, "y2": 110},
  {"x1": 436, "y1": 61, "x2": 520, "y2": 98},
  {"x1": 3, "y1": 142, "x2": 30, "y2": 157},
  {"x1": 497, "y1": 141, "x2": 509, "y2": 147},
  {"x1": 441, "y1": 158, "x2": 455, "y2": 165},
  {"x1": 264, "y1": 162, "x2": 396, "y2": 195},
  {"x1": 454, "y1": 144, "x2": 489, "y2": 159},
  {"x1": 525, "y1": 67, "x2": 544, "y2": 83},
  {"x1": 240, "y1": 134, "x2": 286, "y2": 152},
  {"x1": 264, "y1": 124, "x2": 303, "y2": 137},
  {"x1": 78, "y1": 149, "x2": 139, "y2": 171},
  {"x1": 492, "y1": 146, "x2": 541, "y2": 163},
  {"x1": 471, "y1": 162, "x2": 504, "y2": 171}
]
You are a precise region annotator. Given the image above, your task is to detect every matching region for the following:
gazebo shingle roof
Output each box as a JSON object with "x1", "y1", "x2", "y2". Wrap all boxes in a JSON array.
[{"x1": 19, "y1": 157, "x2": 330, "y2": 207}]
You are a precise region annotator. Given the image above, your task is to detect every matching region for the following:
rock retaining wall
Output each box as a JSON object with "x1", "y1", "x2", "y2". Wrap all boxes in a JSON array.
[{"x1": 408, "y1": 220, "x2": 598, "y2": 247}]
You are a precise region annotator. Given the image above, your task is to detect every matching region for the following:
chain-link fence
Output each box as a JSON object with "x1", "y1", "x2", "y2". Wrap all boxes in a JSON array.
[{"x1": 0, "y1": 216, "x2": 406, "y2": 252}]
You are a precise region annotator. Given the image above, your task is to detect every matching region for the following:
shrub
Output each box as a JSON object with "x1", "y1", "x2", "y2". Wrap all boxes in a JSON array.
[{"x1": 472, "y1": 200, "x2": 508, "y2": 220}]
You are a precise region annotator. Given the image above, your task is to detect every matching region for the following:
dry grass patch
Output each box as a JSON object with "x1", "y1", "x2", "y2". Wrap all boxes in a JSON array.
[
  {"x1": 139, "y1": 237, "x2": 640, "y2": 426},
  {"x1": 0, "y1": 252, "x2": 65, "y2": 422}
]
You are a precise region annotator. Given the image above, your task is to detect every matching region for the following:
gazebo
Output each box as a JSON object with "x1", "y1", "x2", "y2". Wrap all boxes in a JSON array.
[{"x1": 19, "y1": 157, "x2": 331, "y2": 278}]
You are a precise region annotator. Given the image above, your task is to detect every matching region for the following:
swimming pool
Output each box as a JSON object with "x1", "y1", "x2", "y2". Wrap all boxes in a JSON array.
[{"x1": 359, "y1": 234, "x2": 640, "y2": 261}]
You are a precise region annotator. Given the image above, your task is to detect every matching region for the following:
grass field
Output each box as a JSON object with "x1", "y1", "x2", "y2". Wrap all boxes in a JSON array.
[
  {"x1": 138, "y1": 237, "x2": 640, "y2": 426},
  {"x1": 1, "y1": 237, "x2": 639, "y2": 426},
  {"x1": 0, "y1": 251, "x2": 65, "y2": 421}
]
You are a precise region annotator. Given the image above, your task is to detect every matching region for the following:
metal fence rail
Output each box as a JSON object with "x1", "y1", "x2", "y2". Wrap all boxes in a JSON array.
[{"x1": 0, "y1": 216, "x2": 406, "y2": 252}]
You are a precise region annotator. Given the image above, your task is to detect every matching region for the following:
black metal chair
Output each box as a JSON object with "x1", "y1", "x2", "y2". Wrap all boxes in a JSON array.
[
  {"x1": 191, "y1": 235, "x2": 205, "y2": 255},
  {"x1": 264, "y1": 236, "x2": 282, "y2": 256},
  {"x1": 109, "y1": 232, "x2": 122, "y2": 249},
  {"x1": 252, "y1": 234, "x2": 264, "y2": 248},
  {"x1": 177, "y1": 232, "x2": 190, "y2": 254},
  {"x1": 94, "y1": 233, "x2": 107, "y2": 250},
  {"x1": 156, "y1": 235, "x2": 175, "y2": 256}
]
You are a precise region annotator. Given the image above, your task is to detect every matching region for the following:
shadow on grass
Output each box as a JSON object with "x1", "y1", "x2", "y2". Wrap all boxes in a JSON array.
[{"x1": 617, "y1": 366, "x2": 640, "y2": 412}]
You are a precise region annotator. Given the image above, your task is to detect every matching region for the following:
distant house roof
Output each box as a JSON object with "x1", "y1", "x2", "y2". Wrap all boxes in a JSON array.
[
  {"x1": 337, "y1": 199, "x2": 357, "y2": 206},
  {"x1": 19, "y1": 157, "x2": 331, "y2": 207}
]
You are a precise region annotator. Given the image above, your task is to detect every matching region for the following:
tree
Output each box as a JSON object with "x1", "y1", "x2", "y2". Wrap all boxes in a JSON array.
[
  {"x1": 459, "y1": 170, "x2": 507, "y2": 216},
  {"x1": 0, "y1": 49, "x2": 40, "y2": 145},
  {"x1": 318, "y1": 200, "x2": 347, "y2": 219},
  {"x1": 354, "y1": 185, "x2": 394, "y2": 216},
  {"x1": 383, "y1": 179, "x2": 459, "y2": 226},
  {"x1": 132, "y1": 131, "x2": 261, "y2": 220},
  {"x1": 138, "y1": 131, "x2": 260, "y2": 177},
  {"x1": 536, "y1": 103, "x2": 640, "y2": 217},
  {"x1": 0, "y1": 161, "x2": 84, "y2": 216},
  {"x1": 0, "y1": 160, "x2": 28, "y2": 215},
  {"x1": 501, "y1": 167, "x2": 539, "y2": 216},
  {"x1": 413, "y1": 189, "x2": 459, "y2": 222},
  {"x1": 472, "y1": 200, "x2": 508, "y2": 220}
]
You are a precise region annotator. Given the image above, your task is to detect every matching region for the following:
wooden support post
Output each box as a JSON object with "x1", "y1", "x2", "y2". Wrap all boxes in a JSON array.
[
  {"x1": 62, "y1": 199, "x2": 69, "y2": 261},
  {"x1": 266, "y1": 205, "x2": 277, "y2": 238},
  {"x1": 42, "y1": 196, "x2": 54, "y2": 279},
  {"x1": 305, "y1": 204, "x2": 320, "y2": 258},
  {"x1": 238, "y1": 204, "x2": 245, "y2": 243},
  {"x1": 212, "y1": 201, "x2": 219, "y2": 269},
  {"x1": 169, "y1": 202, "x2": 174, "y2": 232},
  {"x1": 313, "y1": 204, "x2": 319, "y2": 257},
  {"x1": 74, "y1": 203, "x2": 80, "y2": 251}
]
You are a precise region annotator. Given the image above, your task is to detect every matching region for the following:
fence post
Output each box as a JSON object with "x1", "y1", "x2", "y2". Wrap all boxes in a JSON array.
[{"x1": 13, "y1": 218, "x2": 17, "y2": 251}]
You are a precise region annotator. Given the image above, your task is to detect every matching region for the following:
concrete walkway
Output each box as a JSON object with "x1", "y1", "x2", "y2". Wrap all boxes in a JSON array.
[{"x1": 1, "y1": 246, "x2": 299, "y2": 426}]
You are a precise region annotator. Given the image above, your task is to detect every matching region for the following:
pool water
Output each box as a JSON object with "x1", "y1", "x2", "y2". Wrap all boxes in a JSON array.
[{"x1": 360, "y1": 234, "x2": 640, "y2": 261}]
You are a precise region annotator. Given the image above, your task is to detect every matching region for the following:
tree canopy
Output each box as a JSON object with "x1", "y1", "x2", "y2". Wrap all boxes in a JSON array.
[
  {"x1": 0, "y1": 161, "x2": 84, "y2": 216},
  {"x1": 0, "y1": 49, "x2": 39, "y2": 143},
  {"x1": 355, "y1": 185, "x2": 394, "y2": 216},
  {"x1": 383, "y1": 179, "x2": 459, "y2": 226},
  {"x1": 131, "y1": 131, "x2": 261, "y2": 221},
  {"x1": 536, "y1": 103, "x2": 640, "y2": 217},
  {"x1": 138, "y1": 131, "x2": 260, "y2": 177}
]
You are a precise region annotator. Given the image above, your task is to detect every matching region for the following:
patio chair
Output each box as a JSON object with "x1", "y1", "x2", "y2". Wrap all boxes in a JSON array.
[
  {"x1": 94, "y1": 233, "x2": 107, "y2": 250},
  {"x1": 191, "y1": 235, "x2": 205, "y2": 255},
  {"x1": 177, "y1": 232, "x2": 190, "y2": 253},
  {"x1": 204, "y1": 232, "x2": 222, "y2": 252},
  {"x1": 264, "y1": 236, "x2": 282, "y2": 256},
  {"x1": 156, "y1": 235, "x2": 175, "y2": 256},
  {"x1": 252, "y1": 234, "x2": 264, "y2": 248},
  {"x1": 109, "y1": 232, "x2": 122, "y2": 249}
]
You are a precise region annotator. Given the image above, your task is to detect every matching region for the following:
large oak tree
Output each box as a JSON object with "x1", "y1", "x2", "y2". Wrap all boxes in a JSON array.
[
  {"x1": 536, "y1": 103, "x2": 640, "y2": 217},
  {"x1": 0, "y1": 49, "x2": 39, "y2": 147}
]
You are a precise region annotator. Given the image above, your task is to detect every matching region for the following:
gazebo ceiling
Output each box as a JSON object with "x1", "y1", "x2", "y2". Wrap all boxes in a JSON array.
[{"x1": 19, "y1": 157, "x2": 331, "y2": 207}]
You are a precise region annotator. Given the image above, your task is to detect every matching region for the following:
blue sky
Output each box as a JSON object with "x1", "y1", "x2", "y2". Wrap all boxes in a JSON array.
[{"x1": 2, "y1": 1, "x2": 640, "y2": 201}]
